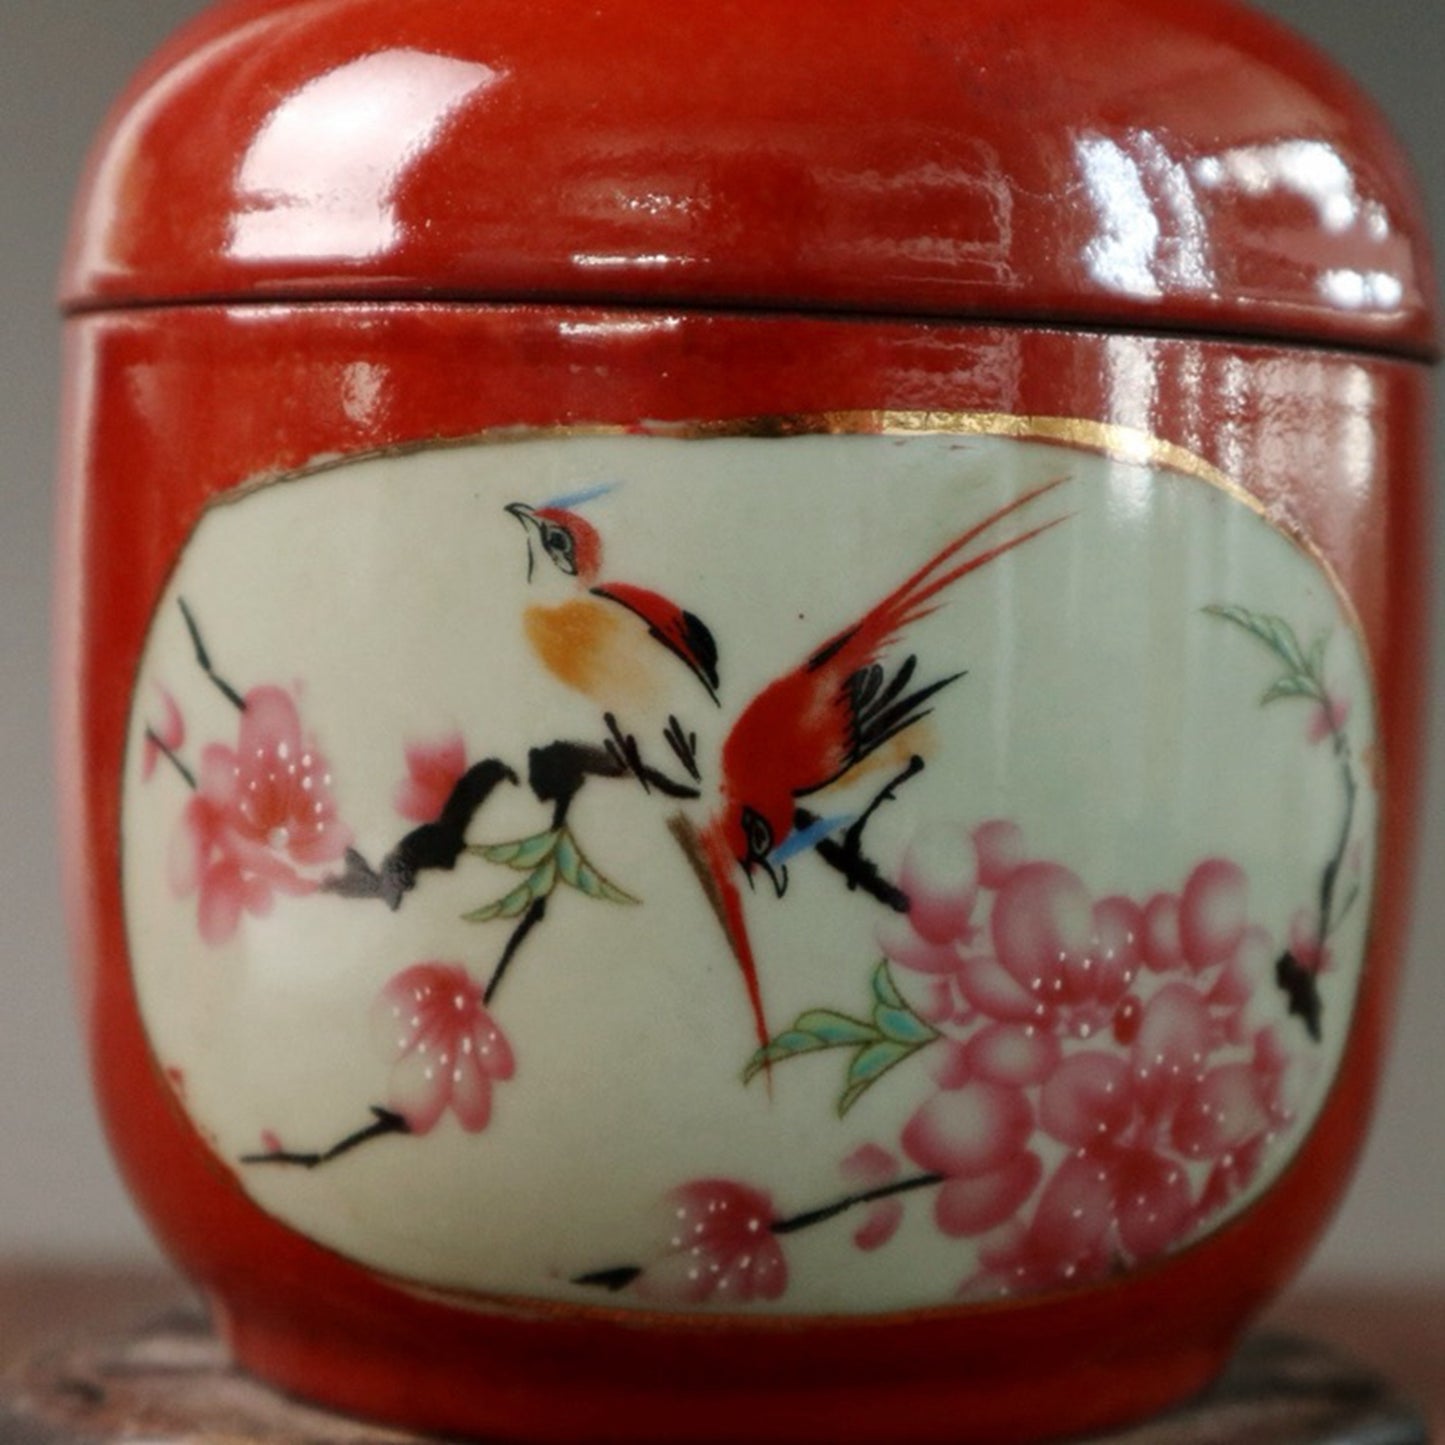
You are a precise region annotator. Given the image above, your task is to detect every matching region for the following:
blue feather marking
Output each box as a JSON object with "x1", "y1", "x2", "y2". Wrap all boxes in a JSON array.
[
  {"x1": 770, "y1": 814, "x2": 854, "y2": 866},
  {"x1": 543, "y1": 481, "x2": 621, "y2": 511}
]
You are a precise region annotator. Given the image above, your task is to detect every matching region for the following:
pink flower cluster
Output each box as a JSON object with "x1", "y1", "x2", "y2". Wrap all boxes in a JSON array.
[
  {"x1": 169, "y1": 687, "x2": 351, "y2": 943},
  {"x1": 874, "y1": 821, "x2": 1298, "y2": 1296},
  {"x1": 372, "y1": 963, "x2": 515, "y2": 1135}
]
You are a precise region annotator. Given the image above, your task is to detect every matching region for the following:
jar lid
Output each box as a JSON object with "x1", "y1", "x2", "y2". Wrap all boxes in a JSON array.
[{"x1": 62, "y1": 0, "x2": 1437, "y2": 359}]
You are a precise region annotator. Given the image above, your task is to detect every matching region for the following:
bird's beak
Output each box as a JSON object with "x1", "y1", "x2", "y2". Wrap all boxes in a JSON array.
[
  {"x1": 758, "y1": 855, "x2": 789, "y2": 899},
  {"x1": 505, "y1": 502, "x2": 540, "y2": 583}
]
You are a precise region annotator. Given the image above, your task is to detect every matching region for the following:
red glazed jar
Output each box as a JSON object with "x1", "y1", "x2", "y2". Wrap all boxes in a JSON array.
[{"x1": 57, "y1": 3, "x2": 1436, "y2": 1442}]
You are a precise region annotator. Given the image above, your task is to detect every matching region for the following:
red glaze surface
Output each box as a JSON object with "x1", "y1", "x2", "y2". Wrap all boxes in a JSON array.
[
  {"x1": 55, "y1": 304, "x2": 1432, "y2": 1443},
  {"x1": 63, "y1": 0, "x2": 1436, "y2": 357}
]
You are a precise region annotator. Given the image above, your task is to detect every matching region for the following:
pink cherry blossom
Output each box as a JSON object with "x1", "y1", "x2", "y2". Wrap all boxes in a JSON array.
[
  {"x1": 851, "y1": 822, "x2": 1301, "y2": 1298},
  {"x1": 636, "y1": 1180, "x2": 787, "y2": 1305},
  {"x1": 977, "y1": 1139, "x2": 1192, "y2": 1292},
  {"x1": 372, "y1": 963, "x2": 515, "y2": 1135},
  {"x1": 169, "y1": 686, "x2": 351, "y2": 944},
  {"x1": 958, "y1": 957, "x2": 1287, "y2": 1293},
  {"x1": 395, "y1": 733, "x2": 469, "y2": 822},
  {"x1": 142, "y1": 686, "x2": 186, "y2": 781}
]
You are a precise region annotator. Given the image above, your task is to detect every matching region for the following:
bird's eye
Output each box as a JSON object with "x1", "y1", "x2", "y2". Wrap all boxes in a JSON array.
[
  {"x1": 742, "y1": 807, "x2": 773, "y2": 862},
  {"x1": 542, "y1": 525, "x2": 577, "y2": 575}
]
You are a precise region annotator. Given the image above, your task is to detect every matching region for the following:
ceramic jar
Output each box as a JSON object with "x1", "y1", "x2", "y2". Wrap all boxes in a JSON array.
[{"x1": 57, "y1": 2, "x2": 1435, "y2": 1441}]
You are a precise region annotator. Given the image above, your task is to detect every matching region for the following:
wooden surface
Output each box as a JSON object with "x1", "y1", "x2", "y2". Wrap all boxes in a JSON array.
[{"x1": 1, "y1": 1266, "x2": 1441, "y2": 1442}]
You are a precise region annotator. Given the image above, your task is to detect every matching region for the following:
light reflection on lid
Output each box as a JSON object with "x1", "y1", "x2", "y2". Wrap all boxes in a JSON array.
[
  {"x1": 1077, "y1": 133, "x2": 1216, "y2": 301},
  {"x1": 228, "y1": 50, "x2": 505, "y2": 263}
]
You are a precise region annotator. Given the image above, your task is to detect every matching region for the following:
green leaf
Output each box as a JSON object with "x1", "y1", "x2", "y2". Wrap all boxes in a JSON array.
[
  {"x1": 743, "y1": 1012, "x2": 880, "y2": 1082},
  {"x1": 468, "y1": 830, "x2": 559, "y2": 870},
  {"x1": 1204, "y1": 604, "x2": 1308, "y2": 673},
  {"x1": 871, "y1": 959, "x2": 909, "y2": 1011},
  {"x1": 870, "y1": 961, "x2": 940, "y2": 1046},
  {"x1": 743, "y1": 960, "x2": 938, "y2": 1111},
  {"x1": 1307, "y1": 634, "x2": 1329, "y2": 685},
  {"x1": 462, "y1": 878, "x2": 534, "y2": 924},
  {"x1": 462, "y1": 856, "x2": 558, "y2": 923},
  {"x1": 850, "y1": 1039, "x2": 913, "y2": 1084},
  {"x1": 794, "y1": 1011, "x2": 882, "y2": 1047},
  {"x1": 839, "y1": 1041, "x2": 914, "y2": 1116},
  {"x1": 875, "y1": 1004, "x2": 939, "y2": 1046},
  {"x1": 554, "y1": 828, "x2": 639, "y2": 905},
  {"x1": 1261, "y1": 674, "x2": 1322, "y2": 706}
]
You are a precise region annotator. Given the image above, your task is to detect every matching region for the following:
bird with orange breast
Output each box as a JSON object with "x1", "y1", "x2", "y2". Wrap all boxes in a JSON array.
[{"x1": 505, "y1": 485, "x2": 720, "y2": 718}]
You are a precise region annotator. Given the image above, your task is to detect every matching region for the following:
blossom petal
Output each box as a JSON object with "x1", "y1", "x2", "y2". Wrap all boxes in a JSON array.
[
  {"x1": 956, "y1": 955, "x2": 1042, "y2": 1023},
  {"x1": 197, "y1": 860, "x2": 245, "y2": 945},
  {"x1": 900, "y1": 824, "x2": 978, "y2": 944},
  {"x1": 741, "y1": 1239, "x2": 789, "y2": 1300},
  {"x1": 449, "y1": 1051, "x2": 495, "y2": 1133},
  {"x1": 876, "y1": 916, "x2": 962, "y2": 975},
  {"x1": 169, "y1": 800, "x2": 208, "y2": 898},
  {"x1": 854, "y1": 1198, "x2": 905, "y2": 1252},
  {"x1": 934, "y1": 1152, "x2": 1042, "y2": 1237},
  {"x1": 1039, "y1": 1052, "x2": 1131, "y2": 1148},
  {"x1": 635, "y1": 1250, "x2": 719, "y2": 1306},
  {"x1": 902, "y1": 1083, "x2": 1034, "y2": 1179},
  {"x1": 395, "y1": 733, "x2": 469, "y2": 822},
  {"x1": 1171, "y1": 1064, "x2": 1270, "y2": 1160},
  {"x1": 1111, "y1": 1147, "x2": 1194, "y2": 1259},
  {"x1": 388, "y1": 1046, "x2": 451, "y2": 1136},
  {"x1": 1028, "y1": 1149, "x2": 1114, "y2": 1261},
  {"x1": 840, "y1": 1143, "x2": 898, "y2": 1189}
]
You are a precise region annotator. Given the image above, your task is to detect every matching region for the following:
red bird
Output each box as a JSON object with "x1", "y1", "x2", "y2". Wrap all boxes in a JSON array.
[
  {"x1": 689, "y1": 478, "x2": 1070, "y2": 1052},
  {"x1": 506, "y1": 501, "x2": 720, "y2": 706}
]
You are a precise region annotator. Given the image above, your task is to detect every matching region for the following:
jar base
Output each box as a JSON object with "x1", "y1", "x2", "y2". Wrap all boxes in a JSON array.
[{"x1": 217, "y1": 1295, "x2": 1232, "y2": 1445}]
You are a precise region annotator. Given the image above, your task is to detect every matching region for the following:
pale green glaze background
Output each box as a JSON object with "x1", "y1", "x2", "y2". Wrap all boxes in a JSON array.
[
  {"x1": 120, "y1": 435, "x2": 1375, "y2": 1307},
  {"x1": 0, "y1": 1, "x2": 1440, "y2": 1288}
]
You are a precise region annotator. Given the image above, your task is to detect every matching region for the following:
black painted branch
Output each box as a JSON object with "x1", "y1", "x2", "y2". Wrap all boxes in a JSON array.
[
  {"x1": 484, "y1": 897, "x2": 548, "y2": 1005},
  {"x1": 322, "y1": 759, "x2": 518, "y2": 909},
  {"x1": 146, "y1": 728, "x2": 197, "y2": 790},
  {"x1": 242, "y1": 1107, "x2": 410, "y2": 1169},
  {"x1": 770, "y1": 1171, "x2": 945, "y2": 1235},
  {"x1": 178, "y1": 598, "x2": 247, "y2": 712}
]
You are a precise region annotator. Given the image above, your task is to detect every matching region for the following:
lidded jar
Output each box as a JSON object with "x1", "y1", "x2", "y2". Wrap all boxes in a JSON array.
[{"x1": 57, "y1": 2, "x2": 1435, "y2": 1442}]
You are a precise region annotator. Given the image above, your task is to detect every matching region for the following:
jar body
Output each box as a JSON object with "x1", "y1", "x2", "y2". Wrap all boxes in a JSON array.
[{"x1": 55, "y1": 304, "x2": 1430, "y2": 1444}]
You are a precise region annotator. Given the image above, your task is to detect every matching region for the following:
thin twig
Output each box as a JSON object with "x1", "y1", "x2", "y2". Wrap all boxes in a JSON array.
[
  {"x1": 242, "y1": 1107, "x2": 410, "y2": 1169},
  {"x1": 145, "y1": 728, "x2": 196, "y2": 790},
  {"x1": 178, "y1": 597, "x2": 247, "y2": 711}
]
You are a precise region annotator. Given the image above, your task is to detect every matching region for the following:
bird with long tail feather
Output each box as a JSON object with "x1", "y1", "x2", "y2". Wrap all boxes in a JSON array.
[{"x1": 675, "y1": 477, "x2": 1071, "y2": 1055}]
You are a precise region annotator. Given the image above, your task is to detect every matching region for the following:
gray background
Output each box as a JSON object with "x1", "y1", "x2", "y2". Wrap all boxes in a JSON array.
[{"x1": 1, "y1": 1, "x2": 1440, "y2": 1281}]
